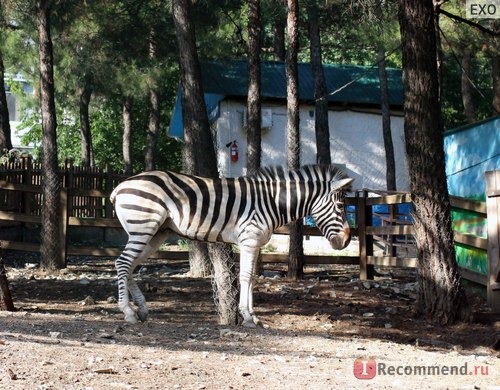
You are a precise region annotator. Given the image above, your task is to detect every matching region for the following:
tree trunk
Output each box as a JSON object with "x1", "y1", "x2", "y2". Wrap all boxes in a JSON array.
[
  {"x1": 173, "y1": 0, "x2": 238, "y2": 324},
  {"x1": 79, "y1": 81, "x2": 93, "y2": 167},
  {"x1": 434, "y1": 1, "x2": 443, "y2": 107},
  {"x1": 378, "y1": 50, "x2": 397, "y2": 191},
  {"x1": 0, "y1": 254, "x2": 15, "y2": 311},
  {"x1": 493, "y1": 54, "x2": 500, "y2": 115},
  {"x1": 38, "y1": 0, "x2": 63, "y2": 270},
  {"x1": 399, "y1": 0, "x2": 470, "y2": 324},
  {"x1": 490, "y1": 21, "x2": 500, "y2": 115},
  {"x1": 461, "y1": 50, "x2": 476, "y2": 124},
  {"x1": 273, "y1": 12, "x2": 286, "y2": 62},
  {"x1": 189, "y1": 241, "x2": 212, "y2": 277},
  {"x1": 307, "y1": 4, "x2": 331, "y2": 166},
  {"x1": 246, "y1": 0, "x2": 262, "y2": 176},
  {"x1": 210, "y1": 243, "x2": 238, "y2": 325},
  {"x1": 145, "y1": 28, "x2": 160, "y2": 172},
  {"x1": 286, "y1": 0, "x2": 303, "y2": 280},
  {"x1": 0, "y1": 49, "x2": 13, "y2": 152},
  {"x1": 122, "y1": 97, "x2": 133, "y2": 175},
  {"x1": 173, "y1": 0, "x2": 215, "y2": 279}
]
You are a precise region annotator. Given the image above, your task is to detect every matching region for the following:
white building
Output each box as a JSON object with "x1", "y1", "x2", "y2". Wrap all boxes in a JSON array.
[
  {"x1": 4, "y1": 74, "x2": 34, "y2": 151},
  {"x1": 171, "y1": 60, "x2": 408, "y2": 191}
]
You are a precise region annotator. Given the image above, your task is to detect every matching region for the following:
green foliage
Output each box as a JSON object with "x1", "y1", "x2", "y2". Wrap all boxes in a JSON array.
[
  {"x1": 441, "y1": 51, "x2": 494, "y2": 129},
  {"x1": 91, "y1": 96, "x2": 183, "y2": 173},
  {"x1": 2, "y1": 0, "x2": 498, "y2": 167}
]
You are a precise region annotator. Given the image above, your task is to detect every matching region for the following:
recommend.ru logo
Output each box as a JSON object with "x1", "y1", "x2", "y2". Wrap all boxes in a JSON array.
[{"x1": 353, "y1": 358, "x2": 489, "y2": 380}]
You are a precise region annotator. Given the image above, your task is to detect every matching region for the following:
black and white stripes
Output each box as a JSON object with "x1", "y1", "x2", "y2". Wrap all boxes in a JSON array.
[{"x1": 111, "y1": 165, "x2": 353, "y2": 326}]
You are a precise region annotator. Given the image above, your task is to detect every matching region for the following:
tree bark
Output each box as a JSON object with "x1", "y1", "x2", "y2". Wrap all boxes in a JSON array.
[
  {"x1": 173, "y1": 0, "x2": 214, "y2": 278},
  {"x1": 493, "y1": 54, "x2": 500, "y2": 115},
  {"x1": 378, "y1": 50, "x2": 396, "y2": 191},
  {"x1": 490, "y1": 21, "x2": 500, "y2": 115},
  {"x1": 37, "y1": 0, "x2": 63, "y2": 270},
  {"x1": 286, "y1": 0, "x2": 303, "y2": 280},
  {"x1": 246, "y1": 0, "x2": 262, "y2": 176},
  {"x1": 399, "y1": 0, "x2": 470, "y2": 324},
  {"x1": 173, "y1": 0, "x2": 238, "y2": 324},
  {"x1": 122, "y1": 97, "x2": 133, "y2": 175},
  {"x1": 79, "y1": 81, "x2": 93, "y2": 167},
  {"x1": 307, "y1": 4, "x2": 331, "y2": 166},
  {"x1": 0, "y1": 254, "x2": 14, "y2": 311},
  {"x1": 273, "y1": 11, "x2": 286, "y2": 62},
  {"x1": 0, "y1": 49, "x2": 12, "y2": 152},
  {"x1": 461, "y1": 50, "x2": 476, "y2": 124},
  {"x1": 210, "y1": 243, "x2": 238, "y2": 325},
  {"x1": 145, "y1": 28, "x2": 160, "y2": 172}
]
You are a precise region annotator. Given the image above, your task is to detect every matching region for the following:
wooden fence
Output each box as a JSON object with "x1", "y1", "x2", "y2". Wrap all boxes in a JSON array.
[{"x1": 0, "y1": 160, "x2": 498, "y2": 311}]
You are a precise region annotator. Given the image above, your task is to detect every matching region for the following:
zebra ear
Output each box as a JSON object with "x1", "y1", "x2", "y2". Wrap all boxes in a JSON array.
[{"x1": 333, "y1": 178, "x2": 354, "y2": 191}]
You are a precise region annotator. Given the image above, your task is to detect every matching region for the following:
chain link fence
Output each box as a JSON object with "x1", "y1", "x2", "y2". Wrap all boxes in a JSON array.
[{"x1": 209, "y1": 242, "x2": 239, "y2": 325}]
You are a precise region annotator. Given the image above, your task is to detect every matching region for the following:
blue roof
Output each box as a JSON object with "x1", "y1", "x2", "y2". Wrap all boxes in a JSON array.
[{"x1": 169, "y1": 60, "x2": 403, "y2": 138}]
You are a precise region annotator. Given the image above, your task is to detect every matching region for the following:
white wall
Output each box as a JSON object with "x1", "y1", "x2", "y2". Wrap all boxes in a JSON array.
[{"x1": 215, "y1": 100, "x2": 408, "y2": 192}]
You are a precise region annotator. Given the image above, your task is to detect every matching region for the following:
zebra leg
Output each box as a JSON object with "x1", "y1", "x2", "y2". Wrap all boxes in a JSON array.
[
  {"x1": 116, "y1": 247, "x2": 140, "y2": 324},
  {"x1": 238, "y1": 246, "x2": 261, "y2": 328},
  {"x1": 127, "y1": 277, "x2": 148, "y2": 322},
  {"x1": 116, "y1": 231, "x2": 171, "y2": 324}
]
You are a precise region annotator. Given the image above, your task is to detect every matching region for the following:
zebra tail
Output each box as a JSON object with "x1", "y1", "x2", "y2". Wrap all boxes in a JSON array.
[{"x1": 109, "y1": 186, "x2": 119, "y2": 205}]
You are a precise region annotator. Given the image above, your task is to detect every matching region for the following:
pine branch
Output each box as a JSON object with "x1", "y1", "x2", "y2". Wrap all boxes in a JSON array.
[{"x1": 439, "y1": 8, "x2": 499, "y2": 37}]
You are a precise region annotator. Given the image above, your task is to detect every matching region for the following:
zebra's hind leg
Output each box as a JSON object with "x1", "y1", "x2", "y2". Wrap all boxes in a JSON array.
[
  {"x1": 127, "y1": 277, "x2": 148, "y2": 322},
  {"x1": 116, "y1": 231, "x2": 171, "y2": 324}
]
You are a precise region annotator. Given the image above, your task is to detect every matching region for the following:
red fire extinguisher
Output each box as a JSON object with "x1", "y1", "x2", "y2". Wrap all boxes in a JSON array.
[{"x1": 230, "y1": 140, "x2": 238, "y2": 162}]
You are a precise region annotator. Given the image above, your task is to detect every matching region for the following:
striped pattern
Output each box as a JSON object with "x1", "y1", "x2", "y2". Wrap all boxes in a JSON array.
[{"x1": 111, "y1": 165, "x2": 353, "y2": 326}]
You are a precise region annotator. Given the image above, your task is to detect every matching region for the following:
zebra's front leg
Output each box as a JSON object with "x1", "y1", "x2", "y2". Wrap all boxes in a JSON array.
[{"x1": 239, "y1": 246, "x2": 261, "y2": 328}]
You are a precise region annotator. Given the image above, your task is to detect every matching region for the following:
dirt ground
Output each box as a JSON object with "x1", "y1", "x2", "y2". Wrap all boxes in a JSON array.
[{"x1": 1, "y1": 251, "x2": 499, "y2": 389}]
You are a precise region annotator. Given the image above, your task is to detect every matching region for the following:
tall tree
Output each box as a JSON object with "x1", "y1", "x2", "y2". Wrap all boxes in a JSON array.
[
  {"x1": 173, "y1": 0, "x2": 238, "y2": 325},
  {"x1": 122, "y1": 97, "x2": 133, "y2": 175},
  {"x1": 307, "y1": 2, "x2": 330, "y2": 166},
  {"x1": 145, "y1": 27, "x2": 160, "y2": 171},
  {"x1": 37, "y1": 0, "x2": 63, "y2": 270},
  {"x1": 461, "y1": 49, "x2": 476, "y2": 124},
  {"x1": 246, "y1": 0, "x2": 262, "y2": 176},
  {"x1": 0, "y1": 48, "x2": 12, "y2": 152},
  {"x1": 491, "y1": 21, "x2": 500, "y2": 115},
  {"x1": 273, "y1": 7, "x2": 286, "y2": 61},
  {"x1": 0, "y1": 3, "x2": 13, "y2": 152},
  {"x1": 399, "y1": 0, "x2": 470, "y2": 324},
  {"x1": 173, "y1": 0, "x2": 213, "y2": 278},
  {"x1": 286, "y1": 0, "x2": 303, "y2": 280},
  {"x1": 79, "y1": 77, "x2": 93, "y2": 166},
  {"x1": 375, "y1": 2, "x2": 396, "y2": 191}
]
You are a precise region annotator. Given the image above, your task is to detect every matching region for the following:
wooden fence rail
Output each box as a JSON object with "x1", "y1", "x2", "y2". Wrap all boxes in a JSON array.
[{"x1": 0, "y1": 161, "x2": 498, "y2": 311}]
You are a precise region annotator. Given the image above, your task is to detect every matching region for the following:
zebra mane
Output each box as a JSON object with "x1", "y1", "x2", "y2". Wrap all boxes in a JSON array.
[{"x1": 249, "y1": 164, "x2": 349, "y2": 184}]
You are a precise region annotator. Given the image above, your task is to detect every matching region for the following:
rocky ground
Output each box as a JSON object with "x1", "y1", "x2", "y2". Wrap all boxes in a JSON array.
[{"x1": 0, "y1": 251, "x2": 499, "y2": 389}]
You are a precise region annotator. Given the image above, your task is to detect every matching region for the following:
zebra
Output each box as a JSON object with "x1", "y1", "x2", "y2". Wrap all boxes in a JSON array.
[{"x1": 110, "y1": 165, "x2": 353, "y2": 327}]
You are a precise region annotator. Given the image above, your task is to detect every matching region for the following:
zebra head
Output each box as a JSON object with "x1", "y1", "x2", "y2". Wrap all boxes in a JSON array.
[{"x1": 311, "y1": 177, "x2": 353, "y2": 250}]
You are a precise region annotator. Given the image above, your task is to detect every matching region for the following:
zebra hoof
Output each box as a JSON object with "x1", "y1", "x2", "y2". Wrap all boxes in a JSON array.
[
  {"x1": 242, "y1": 318, "x2": 257, "y2": 328},
  {"x1": 124, "y1": 313, "x2": 139, "y2": 324},
  {"x1": 137, "y1": 309, "x2": 148, "y2": 322}
]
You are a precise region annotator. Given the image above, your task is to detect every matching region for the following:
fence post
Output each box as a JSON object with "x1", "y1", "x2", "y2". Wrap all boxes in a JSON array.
[
  {"x1": 486, "y1": 170, "x2": 500, "y2": 313},
  {"x1": 60, "y1": 187, "x2": 68, "y2": 267},
  {"x1": 358, "y1": 190, "x2": 374, "y2": 280}
]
